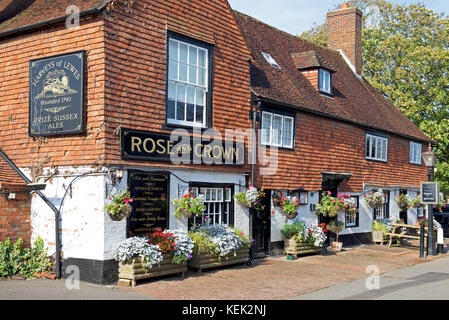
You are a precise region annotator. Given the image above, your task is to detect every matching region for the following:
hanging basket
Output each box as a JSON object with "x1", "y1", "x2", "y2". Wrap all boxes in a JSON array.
[
  {"x1": 284, "y1": 211, "x2": 298, "y2": 219},
  {"x1": 181, "y1": 208, "x2": 193, "y2": 219},
  {"x1": 108, "y1": 203, "x2": 133, "y2": 221}
]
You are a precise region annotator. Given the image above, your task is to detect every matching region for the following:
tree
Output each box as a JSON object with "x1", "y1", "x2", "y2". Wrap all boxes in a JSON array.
[{"x1": 301, "y1": 0, "x2": 449, "y2": 196}]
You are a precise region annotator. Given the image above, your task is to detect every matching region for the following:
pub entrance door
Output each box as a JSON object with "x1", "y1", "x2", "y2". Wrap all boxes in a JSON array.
[
  {"x1": 399, "y1": 189, "x2": 408, "y2": 224},
  {"x1": 251, "y1": 189, "x2": 271, "y2": 258}
]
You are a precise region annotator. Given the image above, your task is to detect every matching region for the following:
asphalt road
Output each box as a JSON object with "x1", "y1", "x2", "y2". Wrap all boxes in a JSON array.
[{"x1": 293, "y1": 254, "x2": 449, "y2": 300}]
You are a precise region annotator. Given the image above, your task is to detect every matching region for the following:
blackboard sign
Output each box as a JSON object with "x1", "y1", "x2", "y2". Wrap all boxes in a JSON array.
[
  {"x1": 421, "y1": 182, "x2": 440, "y2": 205},
  {"x1": 127, "y1": 171, "x2": 170, "y2": 237},
  {"x1": 29, "y1": 51, "x2": 84, "y2": 136},
  {"x1": 121, "y1": 128, "x2": 244, "y2": 165}
]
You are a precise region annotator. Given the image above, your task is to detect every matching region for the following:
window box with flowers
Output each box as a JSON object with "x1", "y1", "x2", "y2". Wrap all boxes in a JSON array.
[
  {"x1": 281, "y1": 222, "x2": 327, "y2": 257},
  {"x1": 104, "y1": 189, "x2": 134, "y2": 221},
  {"x1": 172, "y1": 190, "x2": 206, "y2": 219},
  {"x1": 115, "y1": 229, "x2": 194, "y2": 287},
  {"x1": 234, "y1": 186, "x2": 265, "y2": 211},
  {"x1": 187, "y1": 225, "x2": 251, "y2": 273}
]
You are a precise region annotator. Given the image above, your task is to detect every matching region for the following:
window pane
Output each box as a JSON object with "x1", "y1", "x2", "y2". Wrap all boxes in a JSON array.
[
  {"x1": 168, "y1": 81, "x2": 176, "y2": 100},
  {"x1": 189, "y1": 65, "x2": 197, "y2": 84},
  {"x1": 261, "y1": 113, "x2": 272, "y2": 144},
  {"x1": 169, "y1": 40, "x2": 178, "y2": 61},
  {"x1": 377, "y1": 138, "x2": 382, "y2": 159},
  {"x1": 198, "y1": 68, "x2": 206, "y2": 86},
  {"x1": 168, "y1": 60, "x2": 178, "y2": 80},
  {"x1": 167, "y1": 100, "x2": 175, "y2": 119},
  {"x1": 371, "y1": 137, "x2": 376, "y2": 158},
  {"x1": 198, "y1": 49, "x2": 206, "y2": 68},
  {"x1": 195, "y1": 105, "x2": 204, "y2": 124},
  {"x1": 179, "y1": 63, "x2": 188, "y2": 82},
  {"x1": 177, "y1": 83, "x2": 186, "y2": 102},
  {"x1": 186, "y1": 85, "x2": 195, "y2": 104},
  {"x1": 283, "y1": 117, "x2": 293, "y2": 147},
  {"x1": 366, "y1": 136, "x2": 371, "y2": 158},
  {"x1": 176, "y1": 102, "x2": 185, "y2": 121},
  {"x1": 189, "y1": 46, "x2": 197, "y2": 65},
  {"x1": 272, "y1": 115, "x2": 283, "y2": 146},
  {"x1": 180, "y1": 43, "x2": 188, "y2": 63},
  {"x1": 186, "y1": 103, "x2": 194, "y2": 122},
  {"x1": 196, "y1": 88, "x2": 205, "y2": 106}
]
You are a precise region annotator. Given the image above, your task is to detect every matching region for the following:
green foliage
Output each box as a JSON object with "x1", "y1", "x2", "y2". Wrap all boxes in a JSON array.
[
  {"x1": 188, "y1": 231, "x2": 216, "y2": 256},
  {"x1": 315, "y1": 192, "x2": 341, "y2": 217},
  {"x1": 231, "y1": 227, "x2": 251, "y2": 246},
  {"x1": 372, "y1": 220, "x2": 390, "y2": 234},
  {"x1": 172, "y1": 191, "x2": 206, "y2": 219},
  {"x1": 301, "y1": 0, "x2": 449, "y2": 196},
  {"x1": 281, "y1": 222, "x2": 304, "y2": 239},
  {"x1": 0, "y1": 237, "x2": 52, "y2": 278}
]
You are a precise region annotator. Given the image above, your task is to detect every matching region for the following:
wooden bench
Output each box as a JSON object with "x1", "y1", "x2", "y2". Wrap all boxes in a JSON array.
[{"x1": 386, "y1": 223, "x2": 435, "y2": 247}]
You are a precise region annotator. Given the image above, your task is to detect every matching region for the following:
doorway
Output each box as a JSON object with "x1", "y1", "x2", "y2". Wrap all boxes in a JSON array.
[
  {"x1": 251, "y1": 189, "x2": 271, "y2": 258},
  {"x1": 320, "y1": 179, "x2": 340, "y2": 245},
  {"x1": 399, "y1": 189, "x2": 408, "y2": 224}
]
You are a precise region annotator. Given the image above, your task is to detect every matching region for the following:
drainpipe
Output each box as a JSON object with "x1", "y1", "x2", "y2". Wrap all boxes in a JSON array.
[
  {"x1": 251, "y1": 101, "x2": 261, "y2": 186},
  {"x1": 0, "y1": 149, "x2": 62, "y2": 279}
]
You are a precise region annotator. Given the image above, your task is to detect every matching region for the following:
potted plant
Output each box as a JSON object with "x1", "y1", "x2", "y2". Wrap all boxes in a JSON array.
[
  {"x1": 372, "y1": 219, "x2": 393, "y2": 244},
  {"x1": 328, "y1": 219, "x2": 344, "y2": 252},
  {"x1": 115, "y1": 229, "x2": 194, "y2": 287},
  {"x1": 280, "y1": 196, "x2": 300, "y2": 219},
  {"x1": 364, "y1": 189, "x2": 384, "y2": 209},
  {"x1": 187, "y1": 225, "x2": 251, "y2": 273},
  {"x1": 234, "y1": 186, "x2": 265, "y2": 211},
  {"x1": 104, "y1": 189, "x2": 133, "y2": 221},
  {"x1": 395, "y1": 194, "x2": 410, "y2": 211},
  {"x1": 172, "y1": 190, "x2": 206, "y2": 219}
]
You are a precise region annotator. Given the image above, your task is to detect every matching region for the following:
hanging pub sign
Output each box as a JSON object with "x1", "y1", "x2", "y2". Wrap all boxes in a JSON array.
[
  {"x1": 29, "y1": 51, "x2": 84, "y2": 136},
  {"x1": 127, "y1": 171, "x2": 170, "y2": 237},
  {"x1": 421, "y1": 182, "x2": 440, "y2": 205},
  {"x1": 121, "y1": 128, "x2": 244, "y2": 165}
]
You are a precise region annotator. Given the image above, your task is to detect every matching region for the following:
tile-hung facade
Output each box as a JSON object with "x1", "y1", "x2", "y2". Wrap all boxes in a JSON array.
[
  {"x1": 0, "y1": 0, "x2": 252, "y2": 284},
  {"x1": 233, "y1": 6, "x2": 434, "y2": 256}
]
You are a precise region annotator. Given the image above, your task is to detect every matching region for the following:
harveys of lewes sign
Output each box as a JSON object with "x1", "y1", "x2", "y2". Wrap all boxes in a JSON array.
[
  {"x1": 121, "y1": 128, "x2": 244, "y2": 165},
  {"x1": 421, "y1": 182, "x2": 440, "y2": 205},
  {"x1": 29, "y1": 51, "x2": 84, "y2": 136}
]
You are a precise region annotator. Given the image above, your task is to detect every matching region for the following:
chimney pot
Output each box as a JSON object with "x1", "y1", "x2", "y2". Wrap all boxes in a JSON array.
[{"x1": 342, "y1": 3, "x2": 349, "y2": 9}]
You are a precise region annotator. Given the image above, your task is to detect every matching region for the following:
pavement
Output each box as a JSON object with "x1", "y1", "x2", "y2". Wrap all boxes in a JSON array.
[
  {"x1": 293, "y1": 253, "x2": 449, "y2": 300},
  {"x1": 0, "y1": 243, "x2": 447, "y2": 300}
]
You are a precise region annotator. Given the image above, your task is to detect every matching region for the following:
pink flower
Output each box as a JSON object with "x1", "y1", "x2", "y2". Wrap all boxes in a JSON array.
[
  {"x1": 339, "y1": 198, "x2": 344, "y2": 203},
  {"x1": 337, "y1": 193, "x2": 343, "y2": 198},
  {"x1": 332, "y1": 199, "x2": 336, "y2": 203},
  {"x1": 327, "y1": 191, "x2": 332, "y2": 196}
]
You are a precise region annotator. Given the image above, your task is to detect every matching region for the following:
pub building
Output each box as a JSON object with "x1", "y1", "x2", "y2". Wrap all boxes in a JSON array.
[{"x1": 0, "y1": 0, "x2": 434, "y2": 284}]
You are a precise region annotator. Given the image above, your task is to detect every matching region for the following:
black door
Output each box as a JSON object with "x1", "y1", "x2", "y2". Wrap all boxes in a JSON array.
[
  {"x1": 399, "y1": 189, "x2": 408, "y2": 224},
  {"x1": 251, "y1": 189, "x2": 271, "y2": 258}
]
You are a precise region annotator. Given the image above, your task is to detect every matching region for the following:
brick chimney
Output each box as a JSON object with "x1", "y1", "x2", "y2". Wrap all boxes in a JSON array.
[{"x1": 327, "y1": 3, "x2": 363, "y2": 75}]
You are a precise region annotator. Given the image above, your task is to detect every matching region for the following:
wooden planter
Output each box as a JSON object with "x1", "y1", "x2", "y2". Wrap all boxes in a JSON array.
[
  {"x1": 284, "y1": 239, "x2": 322, "y2": 257},
  {"x1": 118, "y1": 253, "x2": 187, "y2": 287},
  {"x1": 188, "y1": 247, "x2": 250, "y2": 273},
  {"x1": 372, "y1": 231, "x2": 388, "y2": 245}
]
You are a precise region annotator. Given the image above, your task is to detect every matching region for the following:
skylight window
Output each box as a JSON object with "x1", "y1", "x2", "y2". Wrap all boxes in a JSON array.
[{"x1": 262, "y1": 52, "x2": 281, "y2": 69}]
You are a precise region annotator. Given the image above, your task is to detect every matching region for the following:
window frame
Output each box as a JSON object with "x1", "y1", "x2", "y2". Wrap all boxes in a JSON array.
[
  {"x1": 166, "y1": 32, "x2": 214, "y2": 129},
  {"x1": 260, "y1": 110, "x2": 295, "y2": 149},
  {"x1": 365, "y1": 133, "x2": 389, "y2": 162},
  {"x1": 409, "y1": 141, "x2": 422, "y2": 165},
  {"x1": 345, "y1": 196, "x2": 360, "y2": 228},
  {"x1": 318, "y1": 68, "x2": 332, "y2": 95},
  {"x1": 188, "y1": 182, "x2": 235, "y2": 229}
]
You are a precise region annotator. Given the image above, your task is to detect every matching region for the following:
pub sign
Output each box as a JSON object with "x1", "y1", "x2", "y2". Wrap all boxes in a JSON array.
[
  {"x1": 420, "y1": 182, "x2": 440, "y2": 205},
  {"x1": 29, "y1": 51, "x2": 84, "y2": 136}
]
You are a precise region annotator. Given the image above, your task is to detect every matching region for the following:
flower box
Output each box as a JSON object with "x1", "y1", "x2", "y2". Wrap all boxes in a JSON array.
[
  {"x1": 188, "y1": 247, "x2": 250, "y2": 273},
  {"x1": 118, "y1": 253, "x2": 187, "y2": 287},
  {"x1": 372, "y1": 230, "x2": 388, "y2": 244},
  {"x1": 284, "y1": 238, "x2": 322, "y2": 256}
]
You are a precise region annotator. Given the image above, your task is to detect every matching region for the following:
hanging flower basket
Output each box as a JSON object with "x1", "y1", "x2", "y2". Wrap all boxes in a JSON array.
[
  {"x1": 410, "y1": 197, "x2": 423, "y2": 208},
  {"x1": 172, "y1": 191, "x2": 206, "y2": 220},
  {"x1": 315, "y1": 192, "x2": 341, "y2": 217},
  {"x1": 364, "y1": 190, "x2": 384, "y2": 209},
  {"x1": 395, "y1": 194, "x2": 410, "y2": 211},
  {"x1": 280, "y1": 196, "x2": 299, "y2": 219},
  {"x1": 234, "y1": 186, "x2": 265, "y2": 211},
  {"x1": 104, "y1": 189, "x2": 134, "y2": 221}
]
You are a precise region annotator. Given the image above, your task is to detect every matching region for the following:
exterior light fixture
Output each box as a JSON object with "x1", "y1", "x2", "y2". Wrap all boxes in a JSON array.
[{"x1": 422, "y1": 144, "x2": 436, "y2": 168}]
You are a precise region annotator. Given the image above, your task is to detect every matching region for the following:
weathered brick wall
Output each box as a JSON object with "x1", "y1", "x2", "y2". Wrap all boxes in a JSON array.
[
  {"x1": 0, "y1": 15, "x2": 106, "y2": 172},
  {"x1": 0, "y1": 192, "x2": 31, "y2": 246},
  {"x1": 255, "y1": 111, "x2": 429, "y2": 192},
  {"x1": 102, "y1": 0, "x2": 252, "y2": 173}
]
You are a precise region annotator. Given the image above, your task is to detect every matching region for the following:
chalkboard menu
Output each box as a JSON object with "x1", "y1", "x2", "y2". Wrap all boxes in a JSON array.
[
  {"x1": 29, "y1": 51, "x2": 84, "y2": 136},
  {"x1": 127, "y1": 171, "x2": 170, "y2": 237},
  {"x1": 421, "y1": 182, "x2": 440, "y2": 205}
]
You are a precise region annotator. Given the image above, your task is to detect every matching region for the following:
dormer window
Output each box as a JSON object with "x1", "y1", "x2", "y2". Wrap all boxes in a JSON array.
[
  {"x1": 262, "y1": 52, "x2": 281, "y2": 69},
  {"x1": 319, "y1": 69, "x2": 331, "y2": 94}
]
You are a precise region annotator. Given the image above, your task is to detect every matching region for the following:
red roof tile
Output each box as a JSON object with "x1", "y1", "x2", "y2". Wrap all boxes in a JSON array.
[
  {"x1": 0, "y1": 152, "x2": 27, "y2": 188},
  {"x1": 0, "y1": 0, "x2": 109, "y2": 34},
  {"x1": 233, "y1": 11, "x2": 432, "y2": 143}
]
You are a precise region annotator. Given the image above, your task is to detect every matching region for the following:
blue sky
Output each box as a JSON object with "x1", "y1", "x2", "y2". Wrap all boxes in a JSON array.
[{"x1": 228, "y1": 0, "x2": 449, "y2": 35}]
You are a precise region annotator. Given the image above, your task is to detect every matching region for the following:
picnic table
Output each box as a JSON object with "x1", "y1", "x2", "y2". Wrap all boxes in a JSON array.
[{"x1": 386, "y1": 223, "x2": 436, "y2": 247}]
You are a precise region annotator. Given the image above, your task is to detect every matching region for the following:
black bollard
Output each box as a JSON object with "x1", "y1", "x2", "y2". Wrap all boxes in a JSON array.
[{"x1": 419, "y1": 221, "x2": 426, "y2": 258}]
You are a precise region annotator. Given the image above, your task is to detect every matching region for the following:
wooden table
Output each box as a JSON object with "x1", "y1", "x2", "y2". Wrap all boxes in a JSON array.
[{"x1": 386, "y1": 223, "x2": 435, "y2": 247}]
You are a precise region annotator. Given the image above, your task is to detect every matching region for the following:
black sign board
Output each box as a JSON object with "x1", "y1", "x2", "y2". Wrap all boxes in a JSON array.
[
  {"x1": 121, "y1": 128, "x2": 244, "y2": 165},
  {"x1": 421, "y1": 182, "x2": 440, "y2": 205},
  {"x1": 29, "y1": 51, "x2": 84, "y2": 136},
  {"x1": 127, "y1": 171, "x2": 170, "y2": 237}
]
